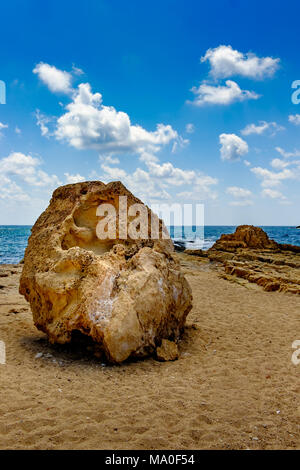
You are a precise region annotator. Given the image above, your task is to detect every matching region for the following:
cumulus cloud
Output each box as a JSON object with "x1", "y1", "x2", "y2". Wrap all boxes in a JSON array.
[
  {"x1": 276, "y1": 147, "x2": 300, "y2": 158},
  {"x1": 145, "y1": 161, "x2": 195, "y2": 186},
  {"x1": 33, "y1": 63, "x2": 217, "y2": 204},
  {"x1": 241, "y1": 121, "x2": 284, "y2": 136},
  {"x1": 219, "y1": 133, "x2": 249, "y2": 161},
  {"x1": 0, "y1": 175, "x2": 29, "y2": 202},
  {"x1": 288, "y1": 114, "x2": 300, "y2": 125},
  {"x1": 0, "y1": 152, "x2": 61, "y2": 201},
  {"x1": 251, "y1": 166, "x2": 295, "y2": 187},
  {"x1": 190, "y1": 80, "x2": 259, "y2": 106},
  {"x1": 226, "y1": 186, "x2": 253, "y2": 206},
  {"x1": 271, "y1": 158, "x2": 291, "y2": 170},
  {"x1": 262, "y1": 188, "x2": 287, "y2": 200},
  {"x1": 54, "y1": 83, "x2": 180, "y2": 156},
  {"x1": 201, "y1": 45, "x2": 280, "y2": 80},
  {"x1": 64, "y1": 173, "x2": 85, "y2": 184},
  {"x1": 99, "y1": 158, "x2": 218, "y2": 203},
  {"x1": 0, "y1": 152, "x2": 61, "y2": 187},
  {"x1": 226, "y1": 186, "x2": 252, "y2": 198},
  {"x1": 33, "y1": 62, "x2": 73, "y2": 94}
]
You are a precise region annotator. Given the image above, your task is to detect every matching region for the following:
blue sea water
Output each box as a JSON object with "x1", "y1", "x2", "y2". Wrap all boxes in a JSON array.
[
  {"x1": 0, "y1": 226, "x2": 32, "y2": 264},
  {"x1": 0, "y1": 225, "x2": 300, "y2": 264}
]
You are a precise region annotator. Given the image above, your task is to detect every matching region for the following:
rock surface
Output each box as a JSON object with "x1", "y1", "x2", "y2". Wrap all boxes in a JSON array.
[
  {"x1": 19, "y1": 181, "x2": 192, "y2": 363},
  {"x1": 211, "y1": 225, "x2": 278, "y2": 251},
  {"x1": 156, "y1": 339, "x2": 179, "y2": 361},
  {"x1": 206, "y1": 225, "x2": 300, "y2": 294},
  {"x1": 184, "y1": 249, "x2": 207, "y2": 257}
]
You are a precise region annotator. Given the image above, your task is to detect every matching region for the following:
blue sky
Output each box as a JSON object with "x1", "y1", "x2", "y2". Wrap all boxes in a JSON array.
[{"x1": 1, "y1": 0, "x2": 300, "y2": 225}]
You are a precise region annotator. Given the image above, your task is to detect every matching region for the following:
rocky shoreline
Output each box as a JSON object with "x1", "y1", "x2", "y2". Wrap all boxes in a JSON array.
[{"x1": 181, "y1": 225, "x2": 300, "y2": 295}]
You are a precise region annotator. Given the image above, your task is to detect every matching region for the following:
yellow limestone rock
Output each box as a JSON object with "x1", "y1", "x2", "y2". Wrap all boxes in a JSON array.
[
  {"x1": 19, "y1": 181, "x2": 192, "y2": 363},
  {"x1": 156, "y1": 339, "x2": 179, "y2": 362}
]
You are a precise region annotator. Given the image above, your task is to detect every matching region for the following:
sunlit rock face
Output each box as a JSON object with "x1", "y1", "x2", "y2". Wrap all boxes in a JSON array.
[
  {"x1": 19, "y1": 181, "x2": 192, "y2": 363},
  {"x1": 207, "y1": 225, "x2": 300, "y2": 294},
  {"x1": 211, "y1": 225, "x2": 279, "y2": 251}
]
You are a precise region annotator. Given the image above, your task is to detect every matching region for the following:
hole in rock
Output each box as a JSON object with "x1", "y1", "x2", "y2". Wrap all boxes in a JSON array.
[{"x1": 61, "y1": 197, "x2": 138, "y2": 255}]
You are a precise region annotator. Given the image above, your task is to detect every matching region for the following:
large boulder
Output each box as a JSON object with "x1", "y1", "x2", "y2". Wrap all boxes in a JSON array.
[{"x1": 19, "y1": 181, "x2": 192, "y2": 363}]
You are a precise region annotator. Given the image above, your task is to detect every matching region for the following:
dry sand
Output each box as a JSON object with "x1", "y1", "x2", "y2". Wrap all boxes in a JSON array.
[{"x1": 0, "y1": 254, "x2": 299, "y2": 450}]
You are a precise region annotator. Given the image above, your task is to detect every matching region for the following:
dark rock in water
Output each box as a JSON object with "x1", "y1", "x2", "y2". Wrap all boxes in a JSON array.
[
  {"x1": 280, "y1": 244, "x2": 300, "y2": 253},
  {"x1": 297, "y1": 226, "x2": 300, "y2": 229},
  {"x1": 173, "y1": 241, "x2": 186, "y2": 252}
]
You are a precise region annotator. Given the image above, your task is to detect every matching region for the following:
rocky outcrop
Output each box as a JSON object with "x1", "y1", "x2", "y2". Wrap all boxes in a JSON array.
[
  {"x1": 210, "y1": 225, "x2": 278, "y2": 252},
  {"x1": 206, "y1": 225, "x2": 300, "y2": 294},
  {"x1": 19, "y1": 181, "x2": 192, "y2": 363}
]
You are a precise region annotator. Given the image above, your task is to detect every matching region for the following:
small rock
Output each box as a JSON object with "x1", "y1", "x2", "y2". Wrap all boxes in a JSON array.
[
  {"x1": 35, "y1": 352, "x2": 43, "y2": 359},
  {"x1": 156, "y1": 339, "x2": 179, "y2": 362}
]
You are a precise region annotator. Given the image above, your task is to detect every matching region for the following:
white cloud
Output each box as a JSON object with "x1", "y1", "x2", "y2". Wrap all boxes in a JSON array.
[
  {"x1": 36, "y1": 110, "x2": 51, "y2": 137},
  {"x1": 229, "y1": 199, "x2": 253, "y2": 206},
  {"x1": 15, "y1": 126, "x2": 21, "y2": 135},
  {"x1": 275, "y1": 146, "x2": 300, "y2": 158},
  {"x1": 219, "y1": 133, "x2": 249, "y2": 161},
  {"x1": 226, "y1": 186, "x2": 253, "y2": 206},
  {"x1": 100, "y1": 155, "x2": 120, "y2": 165},
  {"x1": 54, "y1": 83, "x2": 180, "y2": 156},
  {"x1": 99, "y1": 158, "x2": 218, "y2": 203},
  {"x1": 33, "y1": 62, "x2": 73, "y2": 94},
  {"x1": 201, "y1": 45, "x2": 280, "y2": 79},
  {"x1": 0, "y1": 122, "x2": 8, "y2": 137},
  {"x1": 0, "y1": 175, "x2": 29, "y2": 202},
  {"x1": 251, "y1": 166, "x2": 295, "y2": 187},
  {"x1": 72, "y1": 65, "x2": 84, "y2": 76},
  {"x1": 241, "y1": 121, "x2": 284, "y2": 136},
  {"x1": 262, "y1": 188, "x2": 286, "y2": 200},
  {"x1": 271, "y1": 158, "x2": 291, "y2": 170},
  {"x1": 244, "y1": 160, "x2": 251, "y2": 167},
  {"x1": 0, "y1": 152, "x2": 61, "y2": 201},
  {"x1": 226, "y1": 186, "x2": 252, "y2": 198},
  {"x1": 288, "y1": 114, "x2": 300, "y2": 126},
  {"x1": 190, "y1": 80, "x2": 259, "y2": 106},
  {"x1": 145, "y1": 161, "x2": 195, "y2": 186},
  {"x1": 64, "y1": 173, "x2": 85, "y2": 184},
  {"x1": 185, "y1": 123, "x2": 195, "y2": 134}
]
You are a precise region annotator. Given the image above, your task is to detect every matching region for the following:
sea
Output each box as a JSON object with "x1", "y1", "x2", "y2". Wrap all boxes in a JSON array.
[{"x1": 0, "y1": 225, "x2": 300, "y2": 264}]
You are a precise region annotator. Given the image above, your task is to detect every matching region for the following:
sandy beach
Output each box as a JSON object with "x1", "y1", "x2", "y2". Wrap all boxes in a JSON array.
[{"x1": 0, "y1": 253, "x2": 299, "y2": 450}]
